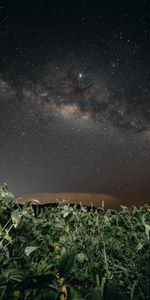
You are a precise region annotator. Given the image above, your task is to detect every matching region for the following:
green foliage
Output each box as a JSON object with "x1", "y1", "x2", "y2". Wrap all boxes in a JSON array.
[{"x1": 1, "y1": 184, "x2": 150, "y2": 299}]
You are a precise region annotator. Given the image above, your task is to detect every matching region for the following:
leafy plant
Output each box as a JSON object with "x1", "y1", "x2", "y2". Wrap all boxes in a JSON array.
[{"x1": 1, "y1": 184, "x2": 150, "y2": 299}]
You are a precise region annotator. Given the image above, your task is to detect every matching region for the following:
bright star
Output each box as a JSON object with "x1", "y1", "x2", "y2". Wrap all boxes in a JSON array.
[{"x1": 78, "y1": 73, "x2": 83, "y2": 79}]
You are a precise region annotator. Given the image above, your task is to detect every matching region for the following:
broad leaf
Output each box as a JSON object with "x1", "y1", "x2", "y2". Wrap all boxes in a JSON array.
[
  {"x1": 69, "y1": 286, "x2": 85, "y2": 300},
  {"x1": 25, "y1": 246, "x2": 38, "y2": 257},
  {"x1": 11, "y1": 210, "x2": 21, "y2": 228}
]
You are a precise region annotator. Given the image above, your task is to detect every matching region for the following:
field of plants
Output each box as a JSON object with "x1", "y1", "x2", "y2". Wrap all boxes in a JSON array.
[{"x1": 0, "y1": 184, "x2": 150, "y2": 300}]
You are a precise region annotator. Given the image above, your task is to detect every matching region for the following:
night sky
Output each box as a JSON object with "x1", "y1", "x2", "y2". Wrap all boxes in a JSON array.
[{"x1": 0, "y1": 0, "x2": 150, "y2": 201}]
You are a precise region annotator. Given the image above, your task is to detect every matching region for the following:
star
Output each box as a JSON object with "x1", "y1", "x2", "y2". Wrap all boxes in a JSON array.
[{"x1": 78, "y1": 73, "x2": 83, "y2": 79}]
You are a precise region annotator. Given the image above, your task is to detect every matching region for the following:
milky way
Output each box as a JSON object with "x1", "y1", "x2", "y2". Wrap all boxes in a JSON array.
[
  {"x1": 24, "y1": 63, "x2": 150, "y2": 133},
  {"x1": 0, "y1": 58, "x2": 150, "y2": 202},
  {"x1": 0, "y1": 0, "x2": 150, "y2": 202},
  {"x1": 2, "y1": 61, "x2": 149, "y2": 134}
]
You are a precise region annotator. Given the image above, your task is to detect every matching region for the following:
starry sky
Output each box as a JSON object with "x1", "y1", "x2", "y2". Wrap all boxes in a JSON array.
[{"x1": 0, "y1": 0, "x2": 150, "y2": 201}]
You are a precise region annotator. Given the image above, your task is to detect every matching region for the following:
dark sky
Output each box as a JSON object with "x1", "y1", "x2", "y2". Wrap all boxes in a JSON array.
[{"x1": 0, "y1": 0, "x2": 150, "y2": 201}]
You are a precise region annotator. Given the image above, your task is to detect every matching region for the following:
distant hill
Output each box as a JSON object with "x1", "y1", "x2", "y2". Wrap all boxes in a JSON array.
[{"x1": 18, "y1": 192, "x2": 124, "y2": 209}]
